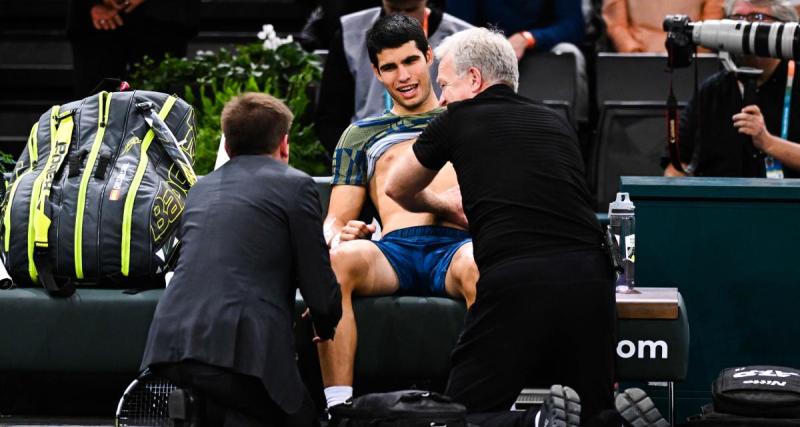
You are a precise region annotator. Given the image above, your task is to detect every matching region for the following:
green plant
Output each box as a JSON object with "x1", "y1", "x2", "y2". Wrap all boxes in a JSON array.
[
  {"x1": 0, "y1": 151, "x2": 15, "y2": 173},
  {"x1": 131, "y1": 36, "x2": 327, "y2": 176}
]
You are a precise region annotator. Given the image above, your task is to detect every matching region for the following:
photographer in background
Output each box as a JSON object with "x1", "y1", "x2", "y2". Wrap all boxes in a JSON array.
[{"x1": 665, "y1": 0, "x2": 800, "y2": 178}]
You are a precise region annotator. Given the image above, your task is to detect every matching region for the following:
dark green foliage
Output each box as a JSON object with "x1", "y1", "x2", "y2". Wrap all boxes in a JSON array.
[
  {"x1": 0, "y1": 152, "x2": 15, "y2": 173},
  {"x1": 131, "y1": 41, "x2": 328, "y2": 175}
]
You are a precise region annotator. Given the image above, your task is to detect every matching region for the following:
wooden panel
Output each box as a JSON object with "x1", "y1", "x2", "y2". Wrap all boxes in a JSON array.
[{"x1": 616, "y1": 287, "x2": 679, "y2": 320}]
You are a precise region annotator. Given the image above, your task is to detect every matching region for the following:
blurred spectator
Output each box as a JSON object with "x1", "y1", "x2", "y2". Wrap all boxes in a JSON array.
[
  {"x1": 296, "y1": 0, "x2": 380, "y2": 51},
  {"x1": 584, "y1": 0, "x2": 595, "y2": 25},
  {"x1": 446, "y1": 0, "x2": 585, "y2": 57},
  {"x1": 67, "y1": 0, "x2": 199, "y2": 97},
  {"x1": 297, "y1": 0, "x2": 446, "y2": 51},
  {"x1": 602, "y1": 0, "x2": 724, "y2": 53},
  {"x1": 315, "y1": 0, "x2": 471, "y2": 154},
  {"x1": 446, "y1": 0, "x2": 589, "y2": 122}
]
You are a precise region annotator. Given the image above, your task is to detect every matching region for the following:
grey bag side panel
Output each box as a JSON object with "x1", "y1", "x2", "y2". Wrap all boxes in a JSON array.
[
  {"x1": 53, "y1": 96, "x2": 96, "y2": 279},
  {"x1": 5, "y1": 109, "x2": 56, "y2": 284},
  {"x1": 126, "y1": 91, "x2": 188, "y2": 277},
  {"x1": 97, "y1": 91, "x2": 147, "y2": 278},
  {"x1": 148, "y1": 98, "x2": 194, "y2": 251},
  {"x1": 79, "y1": 92, "x2": 134, "y2": 279},
  {"x1": 43, "y1": 98, "x2": 84, "y2": 281}
]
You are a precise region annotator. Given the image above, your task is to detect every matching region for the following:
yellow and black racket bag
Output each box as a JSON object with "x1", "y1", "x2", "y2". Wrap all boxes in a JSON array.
[{"x1": 0, "y1": 90, "x2": 196, "y2": 296}]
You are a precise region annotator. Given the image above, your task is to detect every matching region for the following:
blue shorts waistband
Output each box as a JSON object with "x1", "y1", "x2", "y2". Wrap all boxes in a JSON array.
[{"x1": 382, "y1": 225, "x2": 470, "y2": 240}]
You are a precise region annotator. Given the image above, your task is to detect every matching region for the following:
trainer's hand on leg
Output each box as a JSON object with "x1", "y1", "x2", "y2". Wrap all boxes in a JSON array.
[{"x1": 439, "y1": 185, "x2": 468, "y2": 229}]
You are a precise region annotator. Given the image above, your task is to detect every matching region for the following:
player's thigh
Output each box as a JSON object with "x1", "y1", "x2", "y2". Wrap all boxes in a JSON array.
[
  {"x1": 444, "y1": 242, "x2": 478, "y2": 298},
  {"x1": 330, "y1": 240, "x2": 399, "y2": 296}
]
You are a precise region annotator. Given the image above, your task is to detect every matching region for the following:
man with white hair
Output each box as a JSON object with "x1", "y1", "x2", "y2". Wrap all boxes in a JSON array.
[{"x1": 386, "y1": 28, "x2": 616, "y2": 427}]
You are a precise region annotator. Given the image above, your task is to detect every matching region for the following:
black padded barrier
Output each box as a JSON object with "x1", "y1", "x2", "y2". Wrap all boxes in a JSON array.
[
  {"x1": 589, "y1": 101, "x2": 686, "y2": 211},
  {"x1": 518, "y1": 51, "x2": 578, "y2": 123},
  {"x1": 595, "y1": 53, "x2": 720, "y2": 109}
]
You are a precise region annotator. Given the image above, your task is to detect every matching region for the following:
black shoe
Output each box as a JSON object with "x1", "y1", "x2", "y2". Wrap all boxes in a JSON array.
[
  {"x1": 615, "y1": 388, "x2": 669, "y2": 427},
  {"x1": 537, "y1": 384, "x2": 581, "y2": 427},
  {"x1": 169, "y1": 388, "x2": 199, "y2": 427}
]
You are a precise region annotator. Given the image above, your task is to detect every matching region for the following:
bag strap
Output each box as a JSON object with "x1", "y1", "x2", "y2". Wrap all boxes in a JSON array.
[
  {"x1": 136, "y1": 101, "x2": 197, "y2": 187},
  {"x1": 33, "y1": 110, "x2": 76, "y2": 297},
  {"x1": 665, "y1": 45, "x2": 701, "y2": 175}
]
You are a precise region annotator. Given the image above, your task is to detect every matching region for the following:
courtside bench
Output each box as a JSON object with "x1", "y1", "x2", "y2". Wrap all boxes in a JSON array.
[
  {"x1": 0, "y1": 176, "x2": 689, "y2": 418},
  {"x1": 0, "y1": 287, "x2": 688, "y2": 420}
]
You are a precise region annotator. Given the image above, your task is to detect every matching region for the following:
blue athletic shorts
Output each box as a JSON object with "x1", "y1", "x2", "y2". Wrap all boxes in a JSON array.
[{"x1": 372, "y1": 226, "x2": 471, "y2": 296}]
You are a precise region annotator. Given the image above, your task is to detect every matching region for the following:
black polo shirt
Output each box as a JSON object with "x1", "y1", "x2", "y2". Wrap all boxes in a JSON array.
[
  {"x1": 679, "y1": 60, "x2": 800, "y2": 177},
  {"x1": 413, "y1": 84, "x2": 603, "y2": 273}
]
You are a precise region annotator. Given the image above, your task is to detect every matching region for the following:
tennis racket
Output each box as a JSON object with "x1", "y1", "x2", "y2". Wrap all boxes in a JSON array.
[{"x1": 115, "y1": 372, "x2": 177, "y2": 427}]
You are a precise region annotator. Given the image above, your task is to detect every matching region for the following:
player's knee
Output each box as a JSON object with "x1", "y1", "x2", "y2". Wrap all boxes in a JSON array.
[
  {"x1": 330, "y1": 245, "x2": 367, "y2": 294},
  {"x1": 452, "y1": 251, "x2": 479, "y2": 289}
]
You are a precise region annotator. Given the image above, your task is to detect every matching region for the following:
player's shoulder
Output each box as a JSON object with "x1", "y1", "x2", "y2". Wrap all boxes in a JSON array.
[{"x1": 336, "y1": 117, "x2": 389, "y2": 151}]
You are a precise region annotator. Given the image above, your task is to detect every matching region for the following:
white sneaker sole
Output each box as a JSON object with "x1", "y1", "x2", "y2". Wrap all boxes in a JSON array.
[
  {"x1": 615, "y1": 388, "x2": 670, "y2": 427},
  {"x1": 540, "y1": 384, "x2": 581, "y2": 427}
]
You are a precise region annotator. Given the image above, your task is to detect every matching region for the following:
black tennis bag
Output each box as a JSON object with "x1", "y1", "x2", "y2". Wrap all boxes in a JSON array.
[
  {"x1": 684, "y1": 365, "x2": 800, "y2": 426},
  {"x1": 328, "y1": 390, "x2": 468, "y2": 427},
  {"x1": 0, "y1": 90, "x2": 196, "y2": 296}
]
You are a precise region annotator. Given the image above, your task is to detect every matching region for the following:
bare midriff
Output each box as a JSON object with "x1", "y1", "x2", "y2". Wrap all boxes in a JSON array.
[{"x1": 369, "y1": 140, "x2": 464, "y2": 235}]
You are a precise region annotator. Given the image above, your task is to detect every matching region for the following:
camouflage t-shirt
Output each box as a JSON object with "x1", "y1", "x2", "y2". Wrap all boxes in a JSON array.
[{"x1": 332, "y1": 109, "x2": 443, "y2": 186}]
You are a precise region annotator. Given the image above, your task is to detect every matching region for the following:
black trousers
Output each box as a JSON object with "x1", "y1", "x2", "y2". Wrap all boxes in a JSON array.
[
  {"x1": 152, "y1": 361, "x2": 319, "y2": 427},
  {"x1": 70, "y1": 26, "x2": 189, "y2": 98},
  {"x1": 444, "y1": 249, "x2": 617, "y2": 427}
]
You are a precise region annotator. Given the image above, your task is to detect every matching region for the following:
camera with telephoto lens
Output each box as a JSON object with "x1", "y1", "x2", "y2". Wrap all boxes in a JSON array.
[{"x1": 664, "y1": 14, "x2": 694, "y2": 69}]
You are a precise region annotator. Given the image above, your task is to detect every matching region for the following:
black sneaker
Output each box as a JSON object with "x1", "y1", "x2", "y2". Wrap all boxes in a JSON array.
[
  {"x1": 615, "y1": 388, "x2": 669, "y2": 427},
  {"x1": 537, "y1": 384, "x2": 581, "y2": 427}
]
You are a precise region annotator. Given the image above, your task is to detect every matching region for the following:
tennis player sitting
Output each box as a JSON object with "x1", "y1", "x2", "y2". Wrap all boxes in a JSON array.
[{"x1": 316, "y1": 14, "x2": 479, "y2": 410}]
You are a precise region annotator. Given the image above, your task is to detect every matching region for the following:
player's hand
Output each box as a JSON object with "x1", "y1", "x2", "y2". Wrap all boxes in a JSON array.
[
  {"x1": 340, "y1": 220, "x2": 376, "y2": 241},
  {"x1": 91, "y1": 4, "x2": 123, "y2": 30},
  {"x1": 733, "y1": 105, "x2": 772, "y2": 150},
  {"x1": 438, "y1": 186, "x2": 468, "y2": 229}
]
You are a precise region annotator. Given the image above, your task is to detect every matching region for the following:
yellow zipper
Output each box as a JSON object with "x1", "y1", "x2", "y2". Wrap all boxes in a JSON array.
[
  {"x1": 3, "y1": 123, "x2": 39, "y2": 252},
  {"x1": 27, "y1": 105, "x2": 60, "y2": 282},
  {"x1": 74, "y1": 92, "x2": 112, "y2": 279}
]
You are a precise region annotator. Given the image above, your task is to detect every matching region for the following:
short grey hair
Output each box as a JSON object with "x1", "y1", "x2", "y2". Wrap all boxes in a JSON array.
[
  {"x1": 725, "y1": 0, "x2": 799, "y2": 22},
  {"x1": 434, "y1": 27, "x2": 519, "y2": 92}
]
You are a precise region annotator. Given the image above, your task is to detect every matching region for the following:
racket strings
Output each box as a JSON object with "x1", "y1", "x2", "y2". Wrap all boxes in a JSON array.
[{"x1": 117, "y1": 378, "x2": 176, "y2": 427}]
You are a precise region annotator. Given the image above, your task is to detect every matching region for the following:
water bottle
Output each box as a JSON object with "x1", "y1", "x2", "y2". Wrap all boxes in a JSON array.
[{"x1": 608, "y1": 192, "x2": 636, "y2": 293}]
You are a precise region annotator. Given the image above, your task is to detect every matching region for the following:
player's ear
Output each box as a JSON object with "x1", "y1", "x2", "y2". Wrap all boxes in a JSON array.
[{"x1": 372, "y1": 64, "x2": 384, "y2": 82}]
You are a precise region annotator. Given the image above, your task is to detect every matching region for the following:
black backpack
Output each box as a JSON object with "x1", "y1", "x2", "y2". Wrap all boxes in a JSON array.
[
  {"x1": 0, "y1": 90, "x2": 195, "y2": 296},
  {"x1": 329, "y1": 390, "x2": 468, "y2": 427},
  {"x1": 684, "y1": 365, "x2": 800, "y2": 426}
]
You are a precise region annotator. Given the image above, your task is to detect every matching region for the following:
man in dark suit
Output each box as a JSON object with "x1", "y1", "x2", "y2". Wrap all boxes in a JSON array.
[{"x1": 140, "y1": 92, "x2": 342, "y2": 427}]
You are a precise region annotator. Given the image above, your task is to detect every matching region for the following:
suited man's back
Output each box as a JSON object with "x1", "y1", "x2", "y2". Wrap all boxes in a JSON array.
[{"x1": 141, "y1": 155, "x2": 341, "y2": 414}]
